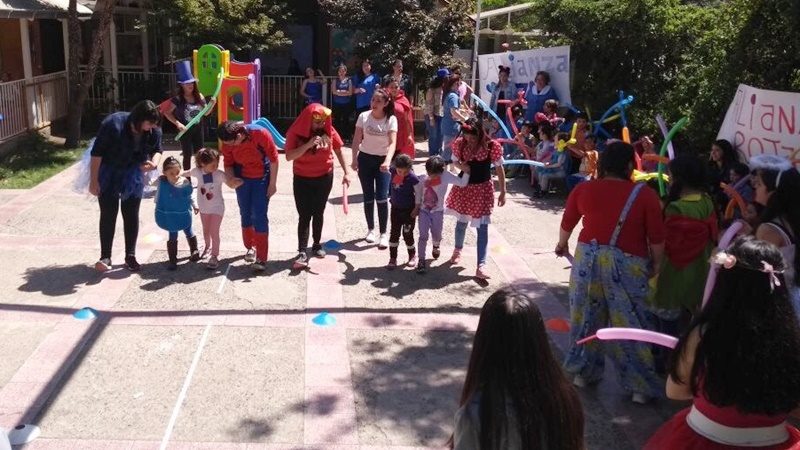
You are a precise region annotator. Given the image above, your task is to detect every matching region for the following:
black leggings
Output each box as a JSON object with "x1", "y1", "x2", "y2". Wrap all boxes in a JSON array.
[
  {"x1": 332, "y1": 102, "x2": 352, "y2": 140},
  {"x1": 389, "y1": 206, "x2": 416, "y2": 259},
  {"x1": 179, "y1": 126, "x2": 204, "y2": 170},
  {"x1": 293, "y1": 173, "x2": 334, "y2": 252},
  {"x1": 99, "y1": 192, "x2": 141, "y2": 259}
]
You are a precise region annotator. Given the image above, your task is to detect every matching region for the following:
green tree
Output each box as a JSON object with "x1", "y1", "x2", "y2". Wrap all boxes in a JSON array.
[
  {"x1": 157, "y1": 0, "x2": 292, "y2": 55},
  {"x1": 320, "y1": 0, "x2": 474, "y2": 82}
]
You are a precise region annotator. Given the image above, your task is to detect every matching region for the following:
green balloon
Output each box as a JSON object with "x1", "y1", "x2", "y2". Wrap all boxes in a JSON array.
[{"x1": 197, "y1": 44, "x2": 224, "y2": 97}]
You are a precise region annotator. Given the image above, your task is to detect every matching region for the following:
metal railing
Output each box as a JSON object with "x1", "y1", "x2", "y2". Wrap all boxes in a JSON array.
[{"x1": 0, "y1": 71, "x2": 69, "y2": 143}]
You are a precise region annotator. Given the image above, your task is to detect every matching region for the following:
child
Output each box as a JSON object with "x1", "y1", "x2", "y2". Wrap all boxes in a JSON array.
[
  {"x1": 155, "y1": 156, "x2": 199, "y2": 270},
  {"x1": 414, "y1": 155, "x2": 470, "y2": 274},
  {"x1": 645, "y1": 236, "x2": 800, "y2": 449},
  {"x1": 388, "y1": 154, "x2": 420, "y2": 269},
  {"x1": 730, "y1": 161, "x2": 754, "y2": 203},
  {"x1": 535, "y1": 131, "x2": 568, "y2": 198},
  {"x1": 542, "y1": 98, "x2": 564, "y2": 129},
  {"x1": 505, "y1": 122, "x2": 535, "y2": 179},
  {"x1": 566, "y1": 134, "x2": 599, "y2": 192},
  {"x1": 184, "y1": 148, "x2": 237, "y2": 270},
  {"x1": 530, "y1": 123, "x2": 556, "y2": 193}
]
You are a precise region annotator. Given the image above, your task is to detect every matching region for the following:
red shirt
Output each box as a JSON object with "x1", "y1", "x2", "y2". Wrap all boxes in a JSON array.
[
  {"x1": 394, "y1": 91, "x2": 415, "y2": 159},
  {"x1": 285, "y1": 132, "x2": 341, "y2": 178},
  {"x1": 222, "y1": 127, "x2": 279, "y2": 179},
  {"x1": 561, "y1": 179, "x2": 665, "y2": 258}
]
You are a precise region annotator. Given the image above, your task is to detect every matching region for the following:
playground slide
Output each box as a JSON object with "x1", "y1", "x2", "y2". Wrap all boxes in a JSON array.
[{"x1": 253, "y1": 117, "x2": 286, "y2": 149}]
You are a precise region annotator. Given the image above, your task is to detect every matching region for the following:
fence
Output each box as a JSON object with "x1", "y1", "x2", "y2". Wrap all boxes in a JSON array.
[{"x1": 0, "y1": 71, "x2": 69, "y2": 144}]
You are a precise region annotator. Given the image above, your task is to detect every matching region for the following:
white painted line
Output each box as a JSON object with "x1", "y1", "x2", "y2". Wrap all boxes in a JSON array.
[
  {"x1": 159, "y1": 324, "x2": 211, "y2": 450},
  {"x1": 216, "y1": 264, "x2": 231, "y2": 294}
]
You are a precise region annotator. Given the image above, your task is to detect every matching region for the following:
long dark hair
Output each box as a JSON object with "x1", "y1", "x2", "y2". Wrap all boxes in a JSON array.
[
  {"x1": 758, "y1": 167, "x2": 800, "y2": 286},
  {"x1": 712, "y1": 139, "x2": 740, "y2": 166},
  {"x1": 450, "y1": 288, "x2": 584, "y2": 450},
  {"x1": 217, "y1": 120, "x2": 250, "y2": 142},
  {"x1": 443, "y1": 73, "x2": 461, "y2": 94},
  {"x1": 670, "y1": 236, "x2": 800, "y2": 414},
  {"x1": 371, "y1": 88, "x2": 394, "y2": 118},
  {"x1": 666, "y1": 154, "x2": 709, "y2": 205},
  {"x1": 598, "y1": 140, "x2": 634, "y2": 180},
  {"x1": 128, "y1": 100, "x2": 161, "y2": 132},
  {"x1": 175, "y1": 81, "x2": 204, "y2": 106}
]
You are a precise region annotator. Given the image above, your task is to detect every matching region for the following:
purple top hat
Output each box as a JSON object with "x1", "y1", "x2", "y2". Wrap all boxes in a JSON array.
[{"x1": 175, "y1": 60, "x2": 197, "y2": 84}]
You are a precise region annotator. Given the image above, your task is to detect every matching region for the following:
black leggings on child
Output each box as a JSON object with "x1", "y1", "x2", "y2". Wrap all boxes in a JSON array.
[
  {"x1": 389, "y1": 206, "x2": 416, "y2": 260},
  {"x1": 293, "y1": 173, "x2": 334, "y2": 252},
  {"x1": 98, "y1": 192, "x2": 141, "y2": 259}
]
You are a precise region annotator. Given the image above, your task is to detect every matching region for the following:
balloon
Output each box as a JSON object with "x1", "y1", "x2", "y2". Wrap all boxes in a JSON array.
[
  {"x1": 175, "y1": 67, "x2": 224, "y2": 141},
  {"x1": 545, "y1": 318, "x2": 570, "y2": 332},
  {"x1": 702, "y1": 220, "x2": 745, "y2": 308},
  {"x1": 502, "y1": 42, "x2": 510, "y2": 49},
  {"x1": 576, "y1": 327, "x2": 678, "y2": 349},
  {"x1": 632, "y1": 170, "x2": 669, "y2": 183},
  {"x1": 496, "y1": 138, "x2": 531, "y2": 159},
  {"x1": 502, "y1": 159, "x2": 545, "y2": 167},
  {"x1": 622, "y1": 126, "x2": 631, "y2": 144},
  {"x1": 655, "y1": 114, "x2": 676, "y2": 161},
  {"x1": 656, "y1": 116, "x2": 689, "y2": 197},
  {"x1": 642, "y1": 154, "x2": 670, "y2": 165},
  {"x1": 720, "y1": 182, "x2": 747, "y2": 220},
  {"x1": 508, "y1": 54, "x2": 515, "y2": 61},
  {"x1": 471, "y1": 94, "x2": 511, "y2": 139},
  {"x1": 342, "y1": 184, "x2": 349, "y2": 215}
]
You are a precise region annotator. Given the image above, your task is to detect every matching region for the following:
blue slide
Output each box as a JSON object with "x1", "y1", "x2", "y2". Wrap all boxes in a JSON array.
[{"x1": 252, "y1": 117, "x2": 286, "y2": 149}]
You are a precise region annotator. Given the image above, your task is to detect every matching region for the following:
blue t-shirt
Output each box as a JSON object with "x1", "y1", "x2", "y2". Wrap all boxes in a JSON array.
[
  {"x1": 304, "y1": 80, "x2": 323, "y2": 104},
  {"x1": 91, "y1": 112, "x2": 162, "y2": 168},
  {"x1": 440, "y1": 92, "x2": 461, "y2": 137},
  {"x1": 355, "y1": 73, "x2": 379, "y2": 109},
  {"x1": 333, "y1": 77, "x2": 352, "y2": 105},
  {"x1": 390, "y1": 168, "x2": 419, "y2": 209},
  {"x1": 524, "y1": 84, "x2": 559, "y2": 122}
]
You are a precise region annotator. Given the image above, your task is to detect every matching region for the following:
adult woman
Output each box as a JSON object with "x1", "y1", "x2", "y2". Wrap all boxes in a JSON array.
[
  {"x1": 645, "y1": 236, "x2": 800, "y2": 450},
  {"x1": 524, "y1": 71, "x2": 558, "y2": 123},
  {"x1": 300, "y1": 67, "x2": 324, "y2": 105},
  {"x1": 555, "y1": 141, "x2": 665, "y2": 403},
  {"x1": 285, "y1": 104, "x2": 351, "y2": 268},
  {"x1": 423, "y1": 68, "x2": 448, "y2": 156},
  {"x1": 218, "y1": 121, "x2": 280, "y2": 271},
  {"x1": 708, "y1": 139, "x2": 740, "y2": 212},
  {"x1": 89, "y1": 100, "x2": 162, "y2": 272},
  {"x1": 162, "y1": 60, "x2": 215, "y2": 170},
  {"x1": 386, "y1": 59, "x2": 413, "y2": 102},
  {"x1": 383, "y1": 78, "x2": 415, "y2": 160},
  {"x1": 751, "y1": 154, "x2": 800, "y2": 317},
  {"x1": 351, "y1": 89, "x2": 397, "y2": 249},
  {"x1": 354, "y1": 59, "x2": 380, "y2": 116},
  {"x1": 441, "y1": 73, "x2": 463, "y2": 163},
  {"x1": 330, "y1": 64, "x2": 354, "y2": 141},
  {"x1": 446, "y1": 118, "x2": 507, "y2": 280},
  {"x1": 489, "y1": 66, "x2": 515, "y2": 120},
  {"x1": 450, "y1": 287, "x2": 584, "y2": 450}
]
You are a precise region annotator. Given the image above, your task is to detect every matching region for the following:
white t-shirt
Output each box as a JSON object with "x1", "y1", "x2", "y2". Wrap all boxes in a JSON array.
[
  {"x1": 189, "y1": 168, "x2": 226, "y2": 216},
  {"x1": 356, "y1": 111, "x2": 398, "y2": 156}
]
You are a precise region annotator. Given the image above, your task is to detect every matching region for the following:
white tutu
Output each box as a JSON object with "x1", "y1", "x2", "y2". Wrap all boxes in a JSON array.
[{"x1": 71, "y1": 139, "x2": 95, "y2": 196}]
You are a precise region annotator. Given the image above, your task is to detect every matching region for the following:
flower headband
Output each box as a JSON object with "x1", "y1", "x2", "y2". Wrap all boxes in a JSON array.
[{"x1": 710, "y1": 251, "x2": 783, "y2": 292}]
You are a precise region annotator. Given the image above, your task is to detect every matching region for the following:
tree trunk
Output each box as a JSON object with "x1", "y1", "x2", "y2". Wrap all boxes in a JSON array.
[{"x1": 65, "y1": 0, "x2": 116, "y2": 148}]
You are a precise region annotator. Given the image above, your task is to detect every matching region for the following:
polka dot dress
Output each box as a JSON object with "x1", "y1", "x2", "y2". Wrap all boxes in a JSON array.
[{"x1": 446, "y1": 137, "x2": 503, "y2": 226}]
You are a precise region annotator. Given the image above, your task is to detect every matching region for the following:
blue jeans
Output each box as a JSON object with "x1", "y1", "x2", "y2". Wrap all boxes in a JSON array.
[
  {"x1": 454, "y1": 221, "x2": 489, "y2": 266},
  {"x1": 357, "y1": 152, "x2": 390, "y2": 233},
  {"x1": 426, "y1": 115, "x2": 443, "y2": 156},
  {"x1": 168, "y1": 224, "x2": 195, "y2": 242},
  {"x1": 567, "y1": 173, "x2": 590, "y2": 192},
  {"x1": 442, "y1": 134, "x2": 456, "y2": 163},
  {"x1": 236, "y1": 177, "x2": 270, "y2": 233}
]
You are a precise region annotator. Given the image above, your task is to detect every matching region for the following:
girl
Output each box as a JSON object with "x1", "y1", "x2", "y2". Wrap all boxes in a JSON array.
[
  {"x1": 414, "y1": 155, "x2": 470, "y2": 274},
  {"x1": 300, "y1": 67, "x2": 324, "y2": 105},
  {"x1": 446, "y1": 117, "x2": 507, "y2": 280},
  {"x1": 185, "y1": 148, "x2": 236, "y2": 270},
  {"x1": 162, "y1": 61, "x2": 216, "y2": 170},
  {"x1": 450, "y1": 287, "x2": 584, "y2": 450},
  {"x1": 330, "y1": 64, "x2": 354, "y2": 142},
  {"x1": 751, "y1": 154, "x2": 800, "y2": 318},
  {"x1": 536, "y1": 131, "x2": 569, "y2": 198},
  {"x1": 708, "y1": 139, "x2": 741, "y2": 215},
  {"x1": 351, "y1": 89, "x2": 397, "y2": 249},
  {"x1": 285, "y1": 103, "x2": 351, "y2": 268},
  {"x1": 155, "y1": 156, "x2": 199, "y2": 271},
  {"x1": 441, "y1": 73, "x2": 463, "y2": 164},
  {"x1": 489, "y1": 66, "x2": 514, "y2": 120},
  {"x1": 530, "y1": 123, "x2": 555, "y2": 193},
  {"x1": 218, "y1": 121, "x2": 280, "y2": 271},
  {"x1": 651, "y1": 155, "x2": 718, "y2": 337},
  {"x1": 645, "y1": 236, "x2": 800, "y2": 450},
  {"x1": 383, "y1": 78, "x2": 415, "y2": 160},
  {"x1": 354, "y1": 59, "x2": 379, "y2": 116},
  {"x1": 387, "y1": 154, "x2": 419, "y2": 269}
]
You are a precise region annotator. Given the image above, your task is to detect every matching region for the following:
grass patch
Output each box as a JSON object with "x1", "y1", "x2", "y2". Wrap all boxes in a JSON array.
[{"x1": 0, "y1": 133, "x2": 87, "y2": 189}]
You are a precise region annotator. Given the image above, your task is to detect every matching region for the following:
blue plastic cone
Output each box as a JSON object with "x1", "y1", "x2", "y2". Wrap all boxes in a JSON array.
[
  {"x1": 322, "y1": 240, "x2": 342, "y2": 252},
  {"x1": 312, "y1": 312, "x2": 336, "y2": 327},
  {"x1": 73, "y1": 307, "x2": 98, "y2": 320}
]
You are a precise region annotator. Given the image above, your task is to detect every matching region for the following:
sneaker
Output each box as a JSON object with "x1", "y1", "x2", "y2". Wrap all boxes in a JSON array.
[
  {"x1": 432, "y1": 246, "x2": 441, "y2": 259},
  {"x1": 573, "y1": 375, "x2": 588, "y2": 388},
  {"x1": 386, "y1": 258, "x2": 397, "y2": 270},
  {"x1": 407, "y1": 253, "x2": 418, "y2": 268},
  {"x1": 449, "y1": 249, "x2": 462, "y2": 264},
  {"x1": 95, "y1": 258, "x2": 112, "y2": 272},
  {"x1": 475, "y1": 264, "x2": 491, "y2": 280},
  {"x1": 378, "y1": 233, "x2": 389, "y2": 249},
  {"x1": 253, "y1": 260, "x2": 266, "y2": 271},
  {"x1": 124, "y1": 255, "x2": 141, "y2": 272},
  {"x1": 244, "y1": 248, "x2": 256, "y2": 263},
  {"x1": 631, "y1": 393, "x2": 649, "y2": 405},
  {"x1": 312, "y1": 245, "x2": 326, "y2": 258},
  {"x1": 206, "y1": 256, "x2": 219, "y2": 270},
  {"x1": 365, "y1": 229, "x2": 378, "y2": 244},
  {"x1": 416, "y1": 261, "x2": 427, "y2": 274},
  {"x1": 292, "y1": 252, "x2": 309, "y2": 270}
]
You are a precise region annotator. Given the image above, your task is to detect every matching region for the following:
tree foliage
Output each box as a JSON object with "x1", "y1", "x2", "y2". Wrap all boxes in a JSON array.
[
  {"x1": 156, "y1": 0, "x2": 292, "y2": 55},
  {"x1": 320, "y1": 0, "x2": 474, "y2": 81}
]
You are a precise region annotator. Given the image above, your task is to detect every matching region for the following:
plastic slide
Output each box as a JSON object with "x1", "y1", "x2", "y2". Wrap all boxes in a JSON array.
[{"x1": 252, "y1": 117, "x2": 286, "y2": 148}]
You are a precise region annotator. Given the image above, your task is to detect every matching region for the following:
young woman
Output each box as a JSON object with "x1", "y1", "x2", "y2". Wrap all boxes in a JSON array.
[
  {"x1": 162, "y1": 60, "x2": 215, "y2": 170},
  {"x1": 450, "y1": 287, "x2": 585, "y2": 450},
  {"x1": 383, "y1": 78, "x2": 415, "y2": 160},
  {"x1": 354, "y1": 59, "x2": 380, "y2": 116},
  {"x1": 489, "y1": 65, "x2": 515, "y2": 120},
  {"x1": 645, "y1": 236, "x2": 800, "y2": 450},
  {"x1": 387, "y1": 59, "x2": 413, "y2": 99},
  {"x1": 300, "y1": 67, "x2": 324, "y2": 105},
  {"x1": 351, "y1": 89, "x2": 397, "y2": 249},
  {"x1": 89, "y1": 100, "x2": 162, "y2": 272},
  {"x1": 331, "y1": 64, "x2": 354, "y2": 141},
  {"x1": 708, "y1": 139, "x2": 741, "y2": 214},
  {"x1": 423, "y1": 69, "x2": 448, "y2": 157},
  {"x1": 441, "y1": 73, "x2": 463, "y2": 163}
]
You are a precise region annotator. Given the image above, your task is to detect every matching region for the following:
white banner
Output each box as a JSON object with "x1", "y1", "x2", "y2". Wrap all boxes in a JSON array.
[
  {"x1": 478, "y1": 45, "x2": 571, "y2": 106},
  {"x1": 717, "y1": 84, "x2": 800, "y2": 160}
]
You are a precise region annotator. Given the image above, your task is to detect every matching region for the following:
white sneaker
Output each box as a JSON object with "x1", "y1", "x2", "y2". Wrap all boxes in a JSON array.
[
  {"x1": 378, "y1": 233, "x2": 389, "y2": 249},
  {"x1": 365, "y1": 229, "x2": 377, "y2": 244},
  {"x1": 631, "y1": 393, "x2": 648, "y2": 404},
  {"x1": 94, "y1": 258, "x2": 111, "y2": 272},
  {"x1": 244, "y1": 248, "x2": 256, "y2": 263},
  {"x1": 573, "y1": 375, "x2": 587, "y2": 388}
]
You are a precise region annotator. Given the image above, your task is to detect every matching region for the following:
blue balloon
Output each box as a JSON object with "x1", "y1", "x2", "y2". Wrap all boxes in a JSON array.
[
  {"x1": 508, "y1": 54, "x2": 515, "y2": 62},
  {"x1": 486, "y1": 82, "x2": 496, "y2": 93},
  {"x1": 0, "y1": 114, "x2": 4, "y2": 121}
]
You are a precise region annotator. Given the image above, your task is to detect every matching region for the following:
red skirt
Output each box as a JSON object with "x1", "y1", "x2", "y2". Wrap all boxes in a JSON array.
[{"x1": 644, "y1": 408, "x2": 800, "y2": 450}]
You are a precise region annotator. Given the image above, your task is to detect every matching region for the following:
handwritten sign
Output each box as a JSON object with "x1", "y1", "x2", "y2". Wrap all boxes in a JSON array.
[
  {"x1": 717, "y1": 84, "x2": 800, "y2": 159},
  {"x1": 478, "y1": 45, "x2": 571, "y2": 106}
]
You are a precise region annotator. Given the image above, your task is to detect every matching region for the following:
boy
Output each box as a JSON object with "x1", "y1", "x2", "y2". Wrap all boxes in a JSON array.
[{"x1": 388, "y1": 154, "x2": 420, "y2": 269}]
